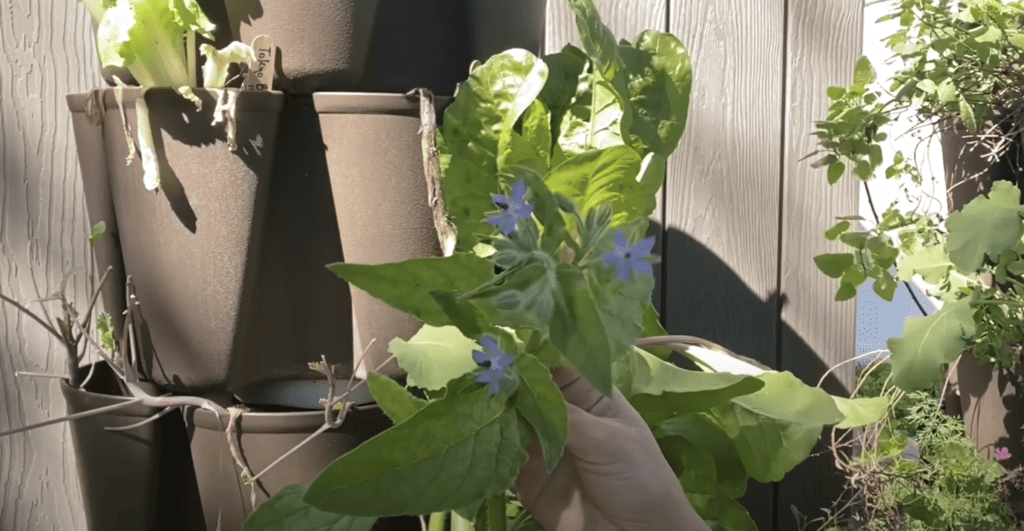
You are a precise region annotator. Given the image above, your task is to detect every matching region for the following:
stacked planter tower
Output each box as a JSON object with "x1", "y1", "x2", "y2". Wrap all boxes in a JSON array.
[{"x1": 63, "y1": 1, "x2": 547, "y2": 530}]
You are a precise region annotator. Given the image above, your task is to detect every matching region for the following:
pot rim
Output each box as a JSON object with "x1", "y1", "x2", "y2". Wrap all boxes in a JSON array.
[
  {"x1": 189, "y1": 402, "x2": 381, "y2": 433},
  {"x1": 312, "y1": 92, "x2": 452, "y2": 115},
  {"x1": 60, "y1": 364, "x2": 165, "y2": 418},
  {"x1": 66, "y1": 87, "x2": 286, "y2": 113}
]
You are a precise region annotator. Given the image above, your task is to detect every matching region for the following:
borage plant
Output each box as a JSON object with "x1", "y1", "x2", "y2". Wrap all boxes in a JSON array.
[{"x1": 244, "y1": 1, "x2": 891, "y2": 530}]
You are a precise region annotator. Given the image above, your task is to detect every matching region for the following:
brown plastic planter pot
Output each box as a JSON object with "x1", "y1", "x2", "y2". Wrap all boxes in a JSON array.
[
  {"x1": 357, "y1": 0, "x2": 547, "y2": 95},
  {"x1": 67, "y1": 91, "x2": 127, "y2": 340},
  {"x1": 312, "y1": 93, "x2": 450, "y2": 380},
  {"x1": 60, "y1": 362, "x2": 206, "y2": 531},
  {"x1": 186, "y1": 404, "x2": 419, "y2": 531},
  {"x1": 101, "y1": 87, "x2": 284, "y2": 394},
  {"x1": 223, "y1": 0, "x2": 379, "y2": 93}
]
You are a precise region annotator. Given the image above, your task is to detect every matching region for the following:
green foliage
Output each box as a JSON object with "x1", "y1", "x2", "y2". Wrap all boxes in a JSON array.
[
  {"x1": 88, "y1": 221, "x2": 107, "y2": 246},
  {"x1": 96, "y1": 313, "x2": 115, "y2": 354}
]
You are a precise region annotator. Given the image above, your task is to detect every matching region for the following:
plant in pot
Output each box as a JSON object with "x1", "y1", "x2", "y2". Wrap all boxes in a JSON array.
[
  {"x1": 230, "y1": 1, "x2": 895, "y2": 530},
  {"x1": 72, "y1": 0, "x2": 292, "y2": 395},
  {"x1": 809, "y1": 0, "x2": 1024, "y2": 521},
  {"x1": 0, "y1": 229, "x2": 228, "y2": 531}
]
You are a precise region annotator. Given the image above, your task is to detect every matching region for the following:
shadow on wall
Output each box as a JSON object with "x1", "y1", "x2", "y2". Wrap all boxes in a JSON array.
[{"x1": 648, "y1": 219, "x2": 854, "y2": 531}]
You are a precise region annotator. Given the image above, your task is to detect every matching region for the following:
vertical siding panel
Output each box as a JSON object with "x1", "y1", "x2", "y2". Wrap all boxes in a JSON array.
[
  {"x1": 544, "y1": 0, "x2": 668, "y2": 316},
  {"x1": 666, "y1": 1, "x2": 784, "y2": 530},
  {"x1": 0, "y1": 0, "x2": 101, "y2": 529},
  {"x1": 778, "y1": 0, "x2": 862, "y2": 528}
]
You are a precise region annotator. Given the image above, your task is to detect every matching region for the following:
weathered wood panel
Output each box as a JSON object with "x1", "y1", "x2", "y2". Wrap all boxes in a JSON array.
[
  {"x1": 545, "y1": 0, "x2": 668, "y2": 315},
  {"x1": 666, "y1": 1, "x2": 785, "y2": 529},
  {"x1": 777, "y1": 1, "x2": 862, "y2": 529},
  {"x1": 0, "y1": 0, "x2": 102, "y2": 529}
]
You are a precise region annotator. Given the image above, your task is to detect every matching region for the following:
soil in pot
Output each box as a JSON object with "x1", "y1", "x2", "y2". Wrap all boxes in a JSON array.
[
  {"x1": 186, "y1": 403, "x2": 420, "y2": 530},
  {"x1": 100, "y1": 87, "x2": 284, "y2": 394},
  {"x1": 312, "y1": 93, "x2": 450, "y2": 380},
  {"x1": 61, "y1": 362, "x2": 206, "y2": 531}
]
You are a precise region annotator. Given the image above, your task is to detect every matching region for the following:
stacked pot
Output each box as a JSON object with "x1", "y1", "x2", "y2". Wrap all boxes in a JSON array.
[{"x1": 66, "y1": 1, "x2": 546, "y2": 530}]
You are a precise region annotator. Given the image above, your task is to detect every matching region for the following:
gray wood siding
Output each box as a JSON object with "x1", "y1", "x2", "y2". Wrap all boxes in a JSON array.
[
  {"x1": 1, "y1": 0, "x2": 102, "y2": 530},
  {"x1": 1, "y1": 1, "x2": 861, "y2": 529}
]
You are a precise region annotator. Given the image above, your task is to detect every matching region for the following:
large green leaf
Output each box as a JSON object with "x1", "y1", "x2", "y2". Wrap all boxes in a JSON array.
[
  {"x1": 513, "y1": 352, "x2": 568, "y2": 471},
  {"x1": 637, "y1": 303, "x2": 674, "y2": 360},
  {"x1": 388, "y1": 325, "x2": 482, "y2": 391},
  {"x1": 242, "y1": 483, "x2": 378, "y2": 531},
  {"x1": 655, "y1": 436, "x2": 756, "y2": 530},
  {"x1": 887, "y1": 296, "x2": 976, "y2": 392},
  {"x1": 585, "y1": 262, "x2": 656, "y2": 387},
  {"x1": 545, "y1": 146, "x2": 643, "y2": 222},
  {"x1": 326, "y1": 254, "x2": 494, "y2": 328},
  {"x1": 896, "y1": 241, "x2": 954, "y2": 284},
  {"x1": 704, "y1": 371, "x2": 844, "y2": 483},
  {"x1": 557, "y1": 76, "x2": 630, "y2": 156},
  {"x1": 945, "y1": 180, "x2": 1024, "y2": 272},
  {"x1": 304, "y1": 386, "x2": 528, "y2": 517},
  {"x1": 566, "y1": 0, "x2": 627, "y2": 95},
  {"x1": 538, "y1": 45, "x2": 589, "y2": 140},
  {"x1": 830, "y1": 395, "x2": 891, "y2": 429},
  {"x1": 653, "y1": 413, "x2": 749, "y2": 499},
  {"x1": 620, "y1": 31, "x2": 693, "y2": 158},
  {"x1": 549, "y1": 265, "x2": 615, "y2": 396},
  {"x1": 439, "y1": 50, "x2": 549, "y2": 252},
  {"x1": 463, "y1": 258, "x2": 558, "y2": 335},
  {"x1": 367, "y1": 373, "x2": 428, "y2": 424}
]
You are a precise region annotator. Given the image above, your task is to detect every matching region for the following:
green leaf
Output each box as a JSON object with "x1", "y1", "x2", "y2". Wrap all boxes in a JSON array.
[
  {"x1": 463, "y1": 258, "x2": 558, "y2": 334},
  {"x1": 367, "y1": 373, "x2": 428, "y2": 425},
  {"x1": 873, "y1": 270, "x2": 898, "y2": 302},
  {"x1": 388, "y1": 325, "x2": 483, "y2": 391},
  {"x1": 520, "y1": 99, "x2": 552, "y2": 170},
  {"x1": 619, "y1": 30, "x2": 693, "y2": 157},
  {"x1": 830, "y1": 395, "x2": 890, "y2": 429},
  {"x1": 936, "y1": 78, "x2": 956, "y2": 104},
  {"x1": 814, "y1": 253, "x2": 854, "y2": 278},
  {"x1": 89, "y1": 221, "x2": 107, "y2": 246},
  {"x1": 887, "y1": 297, "x2": 976, "y2": 392},
  {"x1": 704, "y1": 371, "x2": 844, "y2": 483},
  {"x1": 549, "y1": 265, "x2": 616, "y2": 396},
  {"x1": 439, "y1": 50, "x2": 549, "y2": 252},
  {"x1": 896, "y1": 242, "x2": 953, "y2": 284},
  {"x1": 637, "y1": 303, "x2": 674, "y2": 360},
  {"x1": 946, "y1": 181, "x2": 1024, "y2": 272},
  {"x1": 584, "y1": 259, "x2": 655, "y2": 382},
  {"x1": 835, "y1": 281, "x2": 858, "y2": 301},
  {"x1": 652, "y1": 413, "x2": 749, "y2": 499},
  {"x1": 826, "y1": 162, "x2": 845, "y2": 184},
  {"x1": 959, "y1": 93, "x2": 978, "y2": 131},
  {"x1": 824, "y1": 220, "x2": 850, "y2": 241},
  {"x1": 1009, "y1": 31, "x2": 1024, "y2": 49},
  {"x1": 557, "y1": 76, "x2": 629, "y2": 155},
  {"x1": 242, "y1": 483, "x2": 378, "y2": 531},
  {"x1": 326, "y1": 254, "x2": 494, "y2": 328},
  {"x1": 545, "y1": 145, "x2": 643, "y2": 223},
  {"x1": 96, "y1": 313, "x2": 115, "y2": 353},
  {"x1": 304, "y1": 387, "x2": 528, "y2": 517},
  {"x1": 567, "y1": 0, "x2": 626, "y2": 94},
  {"x1": 826, "y1": 86, "x2": 846, "y2": 100},
  {"x1": 513, "y1": 352, "x2": 568, "y2": 471},
  {"x1": 851, "y1": 56, "x2": 876, "y2": 88}
]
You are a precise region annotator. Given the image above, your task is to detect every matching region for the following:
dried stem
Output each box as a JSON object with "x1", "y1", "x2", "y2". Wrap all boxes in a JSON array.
[{"x1": 410, "y1": 87, "x2": 457, "y2": 257}]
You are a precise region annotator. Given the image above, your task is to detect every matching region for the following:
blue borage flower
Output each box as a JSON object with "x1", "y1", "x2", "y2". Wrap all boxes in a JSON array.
[
  {"x1": 485, "y1": 179, "x2": 534, "y2": 237},
  {"x1": 472, "y1": 336, "x2": 515, "y2": 395},
  {"x1": 602, "y1": 230, "x2": 655, "y2": 281}
]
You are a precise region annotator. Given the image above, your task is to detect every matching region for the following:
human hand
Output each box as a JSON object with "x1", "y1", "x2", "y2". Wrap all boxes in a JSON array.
[{"x1": 513, "y1": 364, "x2": 712, "y2": 531}]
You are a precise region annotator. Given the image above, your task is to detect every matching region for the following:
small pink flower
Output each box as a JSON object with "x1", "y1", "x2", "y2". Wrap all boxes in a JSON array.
[{"x1": 996, "y1": 447, "x2": 1012, "y2": 461}]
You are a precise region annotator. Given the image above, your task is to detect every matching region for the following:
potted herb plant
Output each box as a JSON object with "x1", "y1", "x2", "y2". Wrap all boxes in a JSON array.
[
  {"x1": 232, "y1": 1, "x2": 893, "y2": 530},
  {"x1": 810, "y1": 0, "x2": 1024, "y2": 519}
]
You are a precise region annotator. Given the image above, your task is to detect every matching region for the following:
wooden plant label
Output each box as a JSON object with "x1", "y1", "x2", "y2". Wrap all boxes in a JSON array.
[{"x1": 244, "y1": 35, "x2": 276, "y2": 91}]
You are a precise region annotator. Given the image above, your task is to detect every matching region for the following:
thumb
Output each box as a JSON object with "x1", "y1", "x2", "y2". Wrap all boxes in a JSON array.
[{"x1": 549, "y1": 364, "x2": 607, "y2": 413}]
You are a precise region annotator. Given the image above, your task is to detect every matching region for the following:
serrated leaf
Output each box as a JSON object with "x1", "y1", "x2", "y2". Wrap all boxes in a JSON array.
[
  {"x1": 367, "y1": 373, "x2": 428, "y2": 425},
  {"x1": 304, "y1": 387, "x2": 528, "y2": 517},
  {"x1": 945, "y1": 181, "x2": 1024, "y2": 272},
  {"x1": 242, "y1": 483, "x2": 378, "y2": 531},
  {"x1": 887, "y1": 297, "x2": 976, "y2": 392},
  {"x1": 327, "y1": 254, "x2": 494, "y2": 328},
  {"x1": 388, "y1": 325, "x2": 483, "y2": 391},
  {"x1": 513, "y1": 352, "x2": 568, "y2": 471}
]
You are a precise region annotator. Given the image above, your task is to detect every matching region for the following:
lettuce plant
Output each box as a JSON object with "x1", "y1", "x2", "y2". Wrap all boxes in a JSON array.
[
  {"x1": 242, "y1": 1, "x2": 891, "y2": 530},
  {"x1": 79, "y1": 0, "x2": 256, "y2": 190}
]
